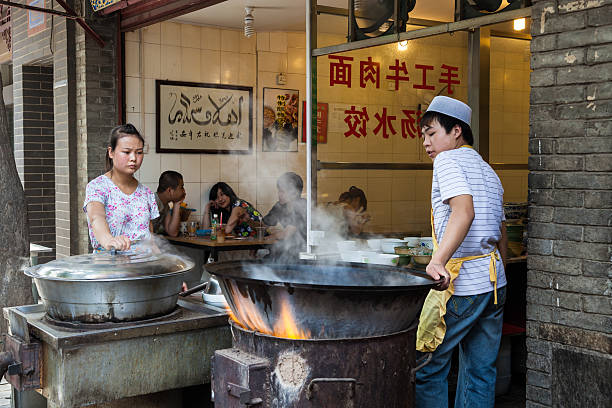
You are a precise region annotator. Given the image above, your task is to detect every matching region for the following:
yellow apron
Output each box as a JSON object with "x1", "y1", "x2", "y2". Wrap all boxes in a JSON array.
[{"x1": 415, "y1": 210, "x2": 500, "y2": 353}]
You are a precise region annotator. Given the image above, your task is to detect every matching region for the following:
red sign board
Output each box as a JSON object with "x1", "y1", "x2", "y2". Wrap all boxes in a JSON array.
[{"x1": 302, "y1": 102, "x2": 328, "y2": 144}]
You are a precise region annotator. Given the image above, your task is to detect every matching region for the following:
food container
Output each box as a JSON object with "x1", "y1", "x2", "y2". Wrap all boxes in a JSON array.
[
  {"x1": 403, "y1": 237, "x2": 420, "y2": 247},
  {"x1": 23, "y1": 244, "x2": 195, "y2": 323},
  {"x1": 370, "y1": 253, "x2": 400, "y2": 266},
  {"x1": 366, "y1": 239, "x2": 382, "y2": 251},
  {"x1": 337, "y1": 240, "x2": 357, "y2": 252},
  {"x1": 419, "y1": 237, "x2": 434, "y2": 251},
  {"x1": 412, "y1": 255, "x2": 433, "y2": 269},
  {"x1": 381, "y1": 239, "x2": 405, "y2": 254}
]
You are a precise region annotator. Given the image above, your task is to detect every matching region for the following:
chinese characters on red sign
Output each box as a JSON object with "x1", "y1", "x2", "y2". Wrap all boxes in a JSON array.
[
  {"x1": 330, "y1": 54, "x2": 460, "y2": 140},
  {"x1": 328, "y1": 54, "x2": 460, "y2": 95}
]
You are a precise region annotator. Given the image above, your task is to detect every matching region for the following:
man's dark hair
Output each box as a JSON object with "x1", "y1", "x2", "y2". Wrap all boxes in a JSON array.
[
  {"x1": 157, "y1": 170, "x2": 183, "y2": 193},
  {"x1": 420, "y1": 110, "x2": 474, "y2": 146},
  {"x1": 277, "y1": 172, "x2": 303, "y2": 195}
]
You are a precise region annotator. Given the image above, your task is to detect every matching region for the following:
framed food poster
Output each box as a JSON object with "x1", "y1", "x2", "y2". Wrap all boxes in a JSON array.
[
  {"x1": 262, "y1": 88, "x2": 299, "y2": 152},
  {"x1": 156, "y1": 80, "x2": 253, "y2": 154}
]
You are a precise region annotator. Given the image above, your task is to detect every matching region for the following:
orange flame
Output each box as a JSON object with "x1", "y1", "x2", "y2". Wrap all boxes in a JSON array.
[{"x1": 226, "y1": 282, "x2": 311, "y2": 339}]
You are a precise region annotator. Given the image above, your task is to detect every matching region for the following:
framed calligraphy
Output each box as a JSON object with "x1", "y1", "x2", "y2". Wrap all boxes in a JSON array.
[
  {"x1": 262, "y1": 88, "x2": 299, "y2": 152},
  {"x1": 156, "y1": 80, "x2": 253, "y2": 154}
]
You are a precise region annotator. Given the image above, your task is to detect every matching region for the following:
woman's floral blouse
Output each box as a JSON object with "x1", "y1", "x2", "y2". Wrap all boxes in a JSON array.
[
  {"x1": 83, "y1": 175, "x2": 159, "y2": 249},
  {"x1": 232, "y1": 199, "x2": 262, "y2": 237}
]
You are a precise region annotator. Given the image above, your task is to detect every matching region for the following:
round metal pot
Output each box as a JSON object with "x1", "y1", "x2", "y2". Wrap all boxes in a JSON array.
[
  {"x1": 24, "y1": 247, "x2": 194, "y2": 323},
  {"x1": 205, "y1": 260, "x2": 438, "y2": 339}
]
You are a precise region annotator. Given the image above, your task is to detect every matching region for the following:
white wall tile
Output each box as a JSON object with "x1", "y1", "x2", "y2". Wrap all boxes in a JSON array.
[
  {"x1": 221, "y1": 52, "x2": 239, "y2": 85},
  {"x1": 125, "y1": 77, "x2": 141, "y2": 114},
  {"x1": 124, "y1": 41, "x2": 140, "y2": 77},
  {"x1": 126, "y1": 112, "x2": 141, "y2": 133},
  {"x1": 287, "y1": 47, "x2": 305, "y2": 74},
  {"x1": 219, "y1": 155, "x2": 239, "y2": 183},
  {"x1": 287, "y1": 32, "x2": 306, "y2": 49},
  {"x1": 238, "y1": 54, "x2": 256, "y2": 86},
  {"x1": 125, "y1": 30, "x2": 139, "y2": 42},
  {"x1": 144, "y1": 113, "x2": 156, "y2": 152},
  {"x1": 269, "y1": 32, "x2": 287, "y2": 53},
  {"x1": 181, "y1": 24, "x2": 201, "y2": 49},
  {"x1": 181, "y1": 48, "x2": 201, "y2": 82},
  {"x1": 201, "y1": 50, "x2": 221, "y2": 83},
  {"x1": 161, "y1": 45, "x2": 181, "y2": 80},
  {"x1": 142, "y1": 24, "x2": 160, "y2": 44},
  {"x1": 201, "y1": 155, "x2": 220, "y2": 182},
  {"x1": 240, "y1": 35, "x2": 256, "y2": 54},
  {"x1": 238, "y1": 155, "x2": 257, "y2": 182},
  {"x1": 221, "y1": 30, "x2": 240, "y2": 52},
  {"x1": 144, "y1": 79, "x2": 156, "y2": 114},
  {"x1": 161, "y1": 22, "x2": 181, "y2": 46},
  {"x1": 256, "y1": 32, "x2": 269, "y2": 51},
  {"x1": 139, "y1": 152, "x2": 161, "y2": 184},
  {"x1": 180, "y1": 154, "x2": 201, "y2": 183},
  {"x1": 143, "y1": 43, "x2": 160, "y2": 78},
  {"x1": 183, "y1": 182, "x2": 202, "y2": 214},
  {"x1": 258, "y1": 51, "x2": 286, "y2": 73},
  {"x1": 201, "y1": 27, "x2": 221, "y2": 50},
  {"x1": 160, "y1": 154, "x2": 181, "y2": 173}
]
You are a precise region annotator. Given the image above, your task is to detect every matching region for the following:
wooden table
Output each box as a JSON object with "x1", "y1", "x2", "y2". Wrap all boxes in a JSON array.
[{"x1": 167, "y1": 235, "x2": 275, "y2": 262}]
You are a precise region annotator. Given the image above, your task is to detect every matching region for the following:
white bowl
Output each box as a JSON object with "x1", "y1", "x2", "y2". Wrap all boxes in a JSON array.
[
  {"x1": 366, "y1": 239, "x2": 382, "y2": 251},
  {"x1": 420, "y1": 237, "x2": 434, "y2": 250},
  {"x1": 381, "y1": 239, "x2": 404, "y2": 254},
  {"x1": 340, "y1": 250, "x2": 377, "y2": 263},
  {"x1": 371, "y1": 253, "x2": 400, "y2": 266},
  {"x1": 403, "y1": 237, "x2": 420, "y2": 247},
  {"x1": 337, "y1": 240, "x2": 357, "y2": 252}
]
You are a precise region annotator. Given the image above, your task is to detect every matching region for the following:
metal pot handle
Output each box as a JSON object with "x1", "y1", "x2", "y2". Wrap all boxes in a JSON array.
[
  {"x1": 306, "y1": 377, "x2": 359, "y2": 400},
  {"x1": 179, "y1": 281, "x2": 209, "y2": 297}
]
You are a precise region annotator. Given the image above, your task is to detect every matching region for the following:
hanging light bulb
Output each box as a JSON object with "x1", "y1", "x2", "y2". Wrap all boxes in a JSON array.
[{"x1": 244, "y1": 7, "x2": 255, "y2": 38}]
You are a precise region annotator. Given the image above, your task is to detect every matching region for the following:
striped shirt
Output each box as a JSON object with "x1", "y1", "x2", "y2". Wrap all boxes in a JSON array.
[{"x1": 431, "y1": 147, "x2": 507, "y2": 296}]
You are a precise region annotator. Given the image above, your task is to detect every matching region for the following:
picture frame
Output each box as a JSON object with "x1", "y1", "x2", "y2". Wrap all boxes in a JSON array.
[
  {"x1": 262, "y1": 88, "x2": 299, "y2": 152},
  {"x1": 156, "y1": 80, "x2": 253, "y2": 154}
]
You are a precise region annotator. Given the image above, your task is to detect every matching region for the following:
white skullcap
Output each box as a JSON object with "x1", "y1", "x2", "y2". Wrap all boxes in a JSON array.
[{"x1": 426, "y1": 96, "x2": 472, "y2": 126}]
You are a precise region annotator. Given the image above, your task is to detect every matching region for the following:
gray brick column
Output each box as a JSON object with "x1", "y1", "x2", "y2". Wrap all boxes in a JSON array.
[{"x1": 527, "y1": 1, "x2": 612, "y2": 407}]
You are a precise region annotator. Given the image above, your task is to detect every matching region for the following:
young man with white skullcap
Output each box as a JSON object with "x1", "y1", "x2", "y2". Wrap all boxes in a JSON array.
[{"x1": 415, "y1": 96, "x2": 508, "y2": 408}]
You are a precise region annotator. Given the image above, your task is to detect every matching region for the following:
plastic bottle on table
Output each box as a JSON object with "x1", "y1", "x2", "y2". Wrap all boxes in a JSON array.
[{"x1": 210, "y1": 214, "x2": 218, "y2": 241}]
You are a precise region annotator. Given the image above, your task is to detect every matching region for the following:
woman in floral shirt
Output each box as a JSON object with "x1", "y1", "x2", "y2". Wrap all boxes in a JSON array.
[
  {"x1": 83, "y1": 124, "x2": 159, "y2": 251},
  {"x1": 202, "y1": 182, "x2": 262, "y2": 237}
]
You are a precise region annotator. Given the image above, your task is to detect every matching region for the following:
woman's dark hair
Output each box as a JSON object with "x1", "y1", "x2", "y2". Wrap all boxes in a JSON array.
[
  {"x1": 157, "y1": 170, "x2": 183, "y2": 193},
  {"x1": 277, "y1": 172, "x2": 303, "y2": 196},
  {"x1": 339, "y1": 186, "x2": 367, "y2": 211},
  {"x1": 105, "y1": 124, "x2": 145, "y2": 171},
  {"x1": 209, "y1": 182, "x2": 239, "y2": 223},
  {"x1": 420, "y1": 110, "x2": 474, "y2": 146}
]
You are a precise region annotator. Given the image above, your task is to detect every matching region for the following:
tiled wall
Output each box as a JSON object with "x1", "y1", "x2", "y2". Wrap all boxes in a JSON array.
[
  {"x1": 127, "y1": 23, "x2": 529, "y2": 235},
  {"x1": 125, "y1": 23, "x2": 306, "y2": 221}
]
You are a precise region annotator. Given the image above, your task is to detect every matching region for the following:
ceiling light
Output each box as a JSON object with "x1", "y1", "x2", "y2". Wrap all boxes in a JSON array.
[
  {"x1": 398, "y1": 40, "x2": 408, "y2": 51},
  {"x1": 513, "y1": 18, "x2": 525, "y2": 31}
]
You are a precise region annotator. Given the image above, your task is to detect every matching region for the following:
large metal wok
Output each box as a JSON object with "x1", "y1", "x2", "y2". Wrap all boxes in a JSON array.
[
  {"x1": 206, "y1": 260, "x2": 437, "y2": 339},
  {"x1": 24, "y1": 246, "x2": 194, "y2": 323}
]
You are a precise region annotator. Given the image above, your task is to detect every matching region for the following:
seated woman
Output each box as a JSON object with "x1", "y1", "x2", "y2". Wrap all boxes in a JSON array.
[
  {"x1": 323, "y1": 186, "x2": 371, "y2": 238},
  {"x1": 83, "y1": 124, "x2": 159, "y2": 251},
  {"x1": 202, "y1": 182, "x2": 262, "y2": 237},
  {"x1": 263, "y1": 172, "x2": 307, "y2": 260}
]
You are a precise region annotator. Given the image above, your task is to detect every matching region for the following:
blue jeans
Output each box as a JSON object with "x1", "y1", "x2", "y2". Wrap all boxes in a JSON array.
[{"x1": 415, "y1": 287, "x2": 506, "y2": 408}]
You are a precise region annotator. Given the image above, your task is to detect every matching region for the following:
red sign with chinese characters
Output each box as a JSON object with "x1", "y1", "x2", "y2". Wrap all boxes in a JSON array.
[
  {"x1": 301, "y1": 102, "x2": 328, "y2": 144},
  {"x1": 328, "y1": 54, "x2": 461, "y2": 95}
]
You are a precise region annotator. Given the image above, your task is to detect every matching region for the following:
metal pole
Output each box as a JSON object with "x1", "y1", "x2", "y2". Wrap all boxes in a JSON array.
[
  {"x1": 306, "y1": 0, "x2": 312, "y2": 253},
  {"x1": 0, "y1": 0, "x2": 77, "y2": 19}
]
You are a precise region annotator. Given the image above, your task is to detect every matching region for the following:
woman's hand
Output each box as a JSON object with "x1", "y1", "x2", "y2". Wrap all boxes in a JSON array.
[
  {"x1": 101, "y1": 235, "x2": 131, "y2": 251},
  {"x1": 426, "y1": 261, "x2": 450, "y2": 291},
  {"x1": 205, "y1": 200, "x2": 216, "y2": 213}
]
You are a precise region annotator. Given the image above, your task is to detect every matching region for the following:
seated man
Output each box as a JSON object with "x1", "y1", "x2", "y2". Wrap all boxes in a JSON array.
[
  {"x1": 263, "y1": 172, "x2": 307, "y2": 260},
  {"x1": 152, "y1": 170, "x2": 185, "y2": 237}
]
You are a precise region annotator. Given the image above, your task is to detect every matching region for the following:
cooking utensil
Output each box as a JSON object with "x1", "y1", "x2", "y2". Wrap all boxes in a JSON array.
[
  {"x1": 206, "y1": 260, "x2": 438, "y2": 339},
  {"x1": 24, "y1": 245, "x2": 195, "y2": 323}
]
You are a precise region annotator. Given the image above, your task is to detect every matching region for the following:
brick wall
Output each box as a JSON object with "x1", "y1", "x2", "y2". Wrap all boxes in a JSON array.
[
  {"x1": 16, "y1": 66, "x2": 56, "y2": 264},
  {"x1": 12, "y1": 1, "x2": 118, "y2": 257},
  {"x1": 527, "y1": 1, "x2": 612, "y2": 406}
]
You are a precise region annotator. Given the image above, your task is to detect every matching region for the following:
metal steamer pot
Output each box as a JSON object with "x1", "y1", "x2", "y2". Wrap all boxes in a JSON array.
[
  {"x1": 206, "y1": 260, "x2": 439, "y2": 339},
  {"x1": 24, "y1": 247, "x2": 195, "y2": 323}
]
